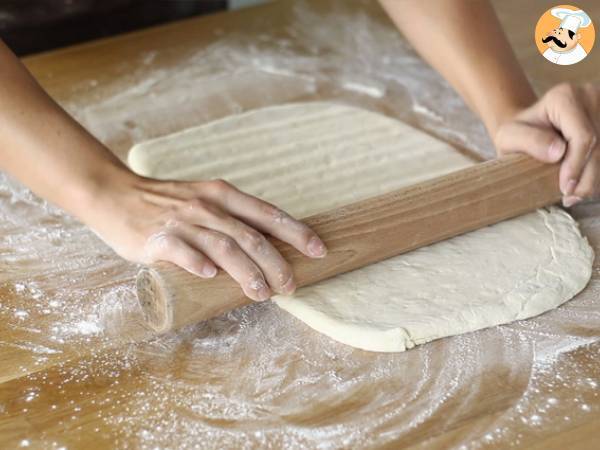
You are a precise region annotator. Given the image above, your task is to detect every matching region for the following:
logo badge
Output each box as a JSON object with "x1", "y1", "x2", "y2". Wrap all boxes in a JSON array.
[{"x1": 535, "y1": 5, "x2": 595, "y2": 65}]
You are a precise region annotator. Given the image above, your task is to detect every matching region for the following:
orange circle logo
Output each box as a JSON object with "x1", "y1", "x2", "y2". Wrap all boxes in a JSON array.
[{"x1": 535, "y1": 5, "x2": 595, "y2": 65}]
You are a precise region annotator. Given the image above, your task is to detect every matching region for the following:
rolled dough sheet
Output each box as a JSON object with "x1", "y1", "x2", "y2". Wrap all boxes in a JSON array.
[{"x1": 128, "y1": 102, "x2": 594, "y2": 352}]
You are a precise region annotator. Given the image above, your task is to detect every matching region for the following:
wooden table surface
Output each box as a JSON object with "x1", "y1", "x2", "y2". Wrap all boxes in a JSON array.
[{"x1": 1, "y1": 0, "x2": 600, "y2": 448}]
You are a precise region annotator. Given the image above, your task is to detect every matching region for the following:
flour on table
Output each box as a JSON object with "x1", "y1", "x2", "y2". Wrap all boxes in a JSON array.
[{"x1": 128, "y1": 102, "x2": 594, "y2": 352}]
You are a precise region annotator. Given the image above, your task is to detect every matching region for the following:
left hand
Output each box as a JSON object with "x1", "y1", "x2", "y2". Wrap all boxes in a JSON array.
[{"x1": 493, "y1": 82, "x2": 600, "y2": 207}]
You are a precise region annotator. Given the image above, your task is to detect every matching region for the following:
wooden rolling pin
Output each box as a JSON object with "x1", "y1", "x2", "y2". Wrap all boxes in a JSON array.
[{"x1": 136, "y1": 154, "x2": 562, "y2": 333}]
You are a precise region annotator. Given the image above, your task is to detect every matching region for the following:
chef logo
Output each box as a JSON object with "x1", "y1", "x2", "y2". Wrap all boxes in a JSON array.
[{"x1": 535, "y1": 5, "x2": 595, "y2": 65}]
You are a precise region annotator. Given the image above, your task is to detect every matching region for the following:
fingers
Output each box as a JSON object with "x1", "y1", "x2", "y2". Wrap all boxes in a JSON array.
[
  {"x1": 177, "y1": 223, "x2": 273, "y2": 302},
  {"x1": 509, "y1": 83, "x2": 600, "y2": 205},
  {"x1": 197, "y1": 179, "x2": 327, "y2": 259},
  {"x1": 540, "y1": 84, "x2": 598, "y2": 195},
  {"x1": 144, "y1": 221, "x2": 276, "y2": 302},
  {"x1": 565, "y1": 143, "x2": 600, "y2": 207},
  {"x1": 140, "y1": 179, "x2": 328, "y2": 300},
  {"x1": 494, "y1": 121, "x2": 566, "y2": 163},
  {"x1": 144, "y1": 231, "x2": 217, "y2": 278},
  {"x1": 177, "y1": 199, "x2": 296, "y2": 295}
]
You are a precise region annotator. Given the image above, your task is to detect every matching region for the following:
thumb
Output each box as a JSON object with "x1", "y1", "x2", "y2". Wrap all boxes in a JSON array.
[{"x1": 494, "y1": 121, "x2": 566, "y2": 163}]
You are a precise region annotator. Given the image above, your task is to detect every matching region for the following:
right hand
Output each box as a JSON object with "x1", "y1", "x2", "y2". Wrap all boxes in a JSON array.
[
  {"x1": 493, "y1": 83, "x2": 600, "y2": 207},
  {"x1": 80, "y1": 172, "x2": 327, "y2": 302}
]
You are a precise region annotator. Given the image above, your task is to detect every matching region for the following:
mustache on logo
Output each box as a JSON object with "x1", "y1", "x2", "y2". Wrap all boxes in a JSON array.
[{"x1": 542, "y1": 35, "x2": 567, "y2": 48}]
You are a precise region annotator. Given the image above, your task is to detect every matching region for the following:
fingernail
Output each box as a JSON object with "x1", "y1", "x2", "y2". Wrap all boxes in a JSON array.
[
  {"x1": 564, "y1": 178, "x2": 578, "y2": 196},
  {"x1": 548, "y1": 139, "x2": 566, "y2": 161},
  {"x1": 307, "y1": 237, "x2": 327, "y2": 258},
  {"x1": 257, "y1": 286, "x2": 271, "y2": 301},
  {"x1": 249, "y1": 277, "x2": 271, "y2": 301},
  {"x1": 281, "y1": 276, "x2": 296, "y2": 295},
  {"x1": 562, "y1": 196, "x2": 583, "y2": 208},
  {"x1": 202, "y1": 265, "x2": 217, "y2": 278}
]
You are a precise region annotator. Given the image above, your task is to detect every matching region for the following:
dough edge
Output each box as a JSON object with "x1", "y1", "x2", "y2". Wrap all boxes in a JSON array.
[
  {"x1": 275, "y1": 208, "x2": 594, "y2": 352},
  {"x1": 127, "y1": 101, "x2": 445, "y2": 179}
]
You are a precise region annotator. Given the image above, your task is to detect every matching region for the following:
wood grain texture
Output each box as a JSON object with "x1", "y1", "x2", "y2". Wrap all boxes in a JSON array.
[{"x1": 140, "y1": 154, "x2": 561, "y2": 333}]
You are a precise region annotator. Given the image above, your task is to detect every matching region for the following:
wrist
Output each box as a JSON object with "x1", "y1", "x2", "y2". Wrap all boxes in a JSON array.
[
  {"x1": 481, "y1": 86, "x2": 537, "y2": 141},
  {"x1": 485, "y1": 95, "x2": 537, "y2": 141},
  {"x1": 65, "y1": 155, "x2": 143, "y2": 224}
]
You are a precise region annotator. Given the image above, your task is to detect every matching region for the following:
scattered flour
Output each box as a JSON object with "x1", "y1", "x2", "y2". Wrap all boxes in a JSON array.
[{"x1": 341, "y1": 81, "x2": 386, "y2": 98}]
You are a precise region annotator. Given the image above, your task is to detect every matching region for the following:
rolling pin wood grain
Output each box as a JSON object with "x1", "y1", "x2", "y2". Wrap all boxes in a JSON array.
[{"x1": 137, "y1": 154, "x2": 562, "y2": 333}]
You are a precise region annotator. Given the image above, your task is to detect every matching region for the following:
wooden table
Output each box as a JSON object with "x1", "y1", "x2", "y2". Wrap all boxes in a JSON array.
[{"x1": 1, "y1": 1, "x2": 600, "y2": 448}]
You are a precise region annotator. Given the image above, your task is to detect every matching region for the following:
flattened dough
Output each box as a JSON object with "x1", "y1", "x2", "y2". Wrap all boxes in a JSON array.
[{"x1": 129, "y1": 102, "x2": 594, "y2": 352}]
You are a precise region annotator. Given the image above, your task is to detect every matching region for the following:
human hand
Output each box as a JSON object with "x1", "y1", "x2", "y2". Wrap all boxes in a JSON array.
[
  {"x1": 81, "y1": 173, "x2": 327, "y2": 302},
  {"x1": 493, "y1": 83, "x2": 599, "y2": 207}
]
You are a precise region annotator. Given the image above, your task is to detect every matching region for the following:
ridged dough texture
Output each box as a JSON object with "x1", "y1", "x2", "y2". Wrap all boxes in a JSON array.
[{"x1": 129, "y1": 102, "x2": 594, "y2": 352}]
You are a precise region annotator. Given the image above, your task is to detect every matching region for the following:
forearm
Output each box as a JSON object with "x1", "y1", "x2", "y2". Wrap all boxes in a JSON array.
[
  {"x1": 379, "y1": 0, "x2": 536, "y2": 136},
  {"x1": 0, "y1": 40, "x2": 135, "y2": 220}
]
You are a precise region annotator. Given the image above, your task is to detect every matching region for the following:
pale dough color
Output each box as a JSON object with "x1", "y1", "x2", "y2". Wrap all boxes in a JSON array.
[{"x1": 128, "y1": 102, "x2": 594, "y2": 352}]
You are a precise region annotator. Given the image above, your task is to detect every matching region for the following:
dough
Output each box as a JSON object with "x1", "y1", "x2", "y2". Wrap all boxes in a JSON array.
[{"x1": 128, "y1": 102, "x2": 594, "y2": 352}]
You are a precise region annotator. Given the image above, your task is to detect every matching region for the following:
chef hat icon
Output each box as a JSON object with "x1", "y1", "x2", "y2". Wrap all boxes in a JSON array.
[{"x1": 551, "y1": 8, "x2": 592, "y2": 33}]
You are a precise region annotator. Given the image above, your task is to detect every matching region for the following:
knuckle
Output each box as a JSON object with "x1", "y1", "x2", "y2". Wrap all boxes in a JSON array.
[
  {"x1": 263, "y1": 203, "x2": 287, "y2": 223},
  {"x1": 162, "y1": 210, "x2": 182, "y2": 229},
  {"x1": 161, "y1": 234, "x2": 181, "y2": 251},
  {"x1": 553, "y1": 82, "x2": 577, "y2": 100},
  {"x1": 183, "y1": 198, "x2": 228, "y2": 221},
  {"x1": 156, "y1": 232, "x2": 178, "y2": 248},
  {"x1": 164, "y1": 218, "x2": 181, "y2": 229},
  {"x1": 242, "y1": 229, "x2": 267, "y2": 253},
  {"x1": 144, "y1": 231, "x2": 180, "y2": 258},
  {"x1": 184, "y1": 198, "x2": 209, "y2": 212},
  {"x1": 209, "y1": 178, "x2": 233, "y2": 194},
  {"x1": 214, "y1": 235, "x2": 237, "y2": 254}
]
